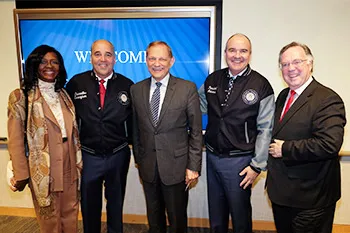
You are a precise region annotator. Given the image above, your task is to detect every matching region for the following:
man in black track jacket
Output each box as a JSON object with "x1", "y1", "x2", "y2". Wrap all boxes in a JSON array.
[
  {"x1": 199, "y1": 33, "x2": 275, "y2": 233},
  {"x1": 66, "y1": 39, "x2": 133, "y2": 233}
]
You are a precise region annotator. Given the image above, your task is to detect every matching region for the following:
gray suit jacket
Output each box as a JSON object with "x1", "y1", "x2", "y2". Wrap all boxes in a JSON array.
[{"x1": 130, "y1": 75, "x2": 202, "y2": 185}]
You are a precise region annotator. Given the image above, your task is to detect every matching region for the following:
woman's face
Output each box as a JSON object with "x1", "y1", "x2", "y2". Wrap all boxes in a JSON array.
[{"x1": 38, "y1": 52, "x2": 60, "y2": 82}]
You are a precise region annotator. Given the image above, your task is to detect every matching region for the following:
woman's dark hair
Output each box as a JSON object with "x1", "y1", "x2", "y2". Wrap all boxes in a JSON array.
[{"x1": 23, "y1": 45, "x2": 67, "y2": 93}]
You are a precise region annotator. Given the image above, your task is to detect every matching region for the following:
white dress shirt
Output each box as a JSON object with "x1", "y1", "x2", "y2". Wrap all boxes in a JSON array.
[
  {"x1": 149, "y1": 73, "x2": 170, "y2": 119},
  {"x1": 96, "y1": 72, "x2": 113, "y2": 89},
  {"x1": 281, "y1": 76, "x2": 313, "y2": 118}
]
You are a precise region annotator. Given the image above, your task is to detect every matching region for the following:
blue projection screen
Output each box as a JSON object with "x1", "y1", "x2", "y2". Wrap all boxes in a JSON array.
[
  {"x1": 15, "y1": 7, "x2": 215, "y2": 128},
  {"x1": 19, "y1": 18, "x2": 210, "y2": 87}
]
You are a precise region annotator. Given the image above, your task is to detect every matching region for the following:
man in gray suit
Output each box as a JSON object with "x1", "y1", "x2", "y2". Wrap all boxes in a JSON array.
[{"x1": 131, "y1": 41, "x2": 202, "y2": 233}]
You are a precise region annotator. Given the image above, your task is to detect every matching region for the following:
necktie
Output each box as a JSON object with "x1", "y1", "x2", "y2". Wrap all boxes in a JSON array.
[
  {"x1": 150, "y1": 82, "x2": 162, "y2": 126},
  {"x1": 99, "y1": 79, "x2": 106, "y2": 109},
  {"x1": 223, "y1": 77, "x2": 234, "y2": 105},
  {"x1": 280, "y1": 90, "x2": 296, "y2": 121}
]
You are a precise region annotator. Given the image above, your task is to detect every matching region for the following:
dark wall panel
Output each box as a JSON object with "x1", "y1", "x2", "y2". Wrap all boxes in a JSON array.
[{"x1": 16, "y1": 0, "x2": 221, "y2": 8}]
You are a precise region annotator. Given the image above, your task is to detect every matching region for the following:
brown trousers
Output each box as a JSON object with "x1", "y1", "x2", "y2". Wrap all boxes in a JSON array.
[{"x1": 31, "y1": 141, "x2": 79, "y2": 233}]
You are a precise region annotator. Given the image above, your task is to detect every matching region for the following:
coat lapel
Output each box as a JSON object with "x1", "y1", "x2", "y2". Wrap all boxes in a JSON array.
[
  {"x1": 157, "y1": 75, "x2": 176, "y2": 125},
  {"x1": 142, "y1": 78, "x2": 154, "y2": 126},
  {"x1": 60, "y1": 97, "x2": 72, "y2": 139},
  {"x1": 272, "y1": 88, "x2": 289, "y2": 135},
  {"x1": 274, "y1": 79, "x2": 317, "y2": 136}
]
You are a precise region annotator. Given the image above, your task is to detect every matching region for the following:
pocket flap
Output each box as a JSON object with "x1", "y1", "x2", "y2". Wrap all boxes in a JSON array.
[{"x1": 174, "y1": 147, "x2": 188, "y2": 157}]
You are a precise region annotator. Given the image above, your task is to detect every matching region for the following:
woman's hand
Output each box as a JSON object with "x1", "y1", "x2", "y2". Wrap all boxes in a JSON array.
[
  {"x1": 10, "y1": 177, "x2": 29, "y2": 192},
  {"x1": 9, "y1": 177, "x2": 18, "y2": 192}
]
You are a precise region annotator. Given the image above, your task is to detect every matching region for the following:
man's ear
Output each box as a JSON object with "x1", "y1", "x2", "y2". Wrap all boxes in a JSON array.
[{"x1": 170, "y1": 57, "x2": 175, "y2": 67}]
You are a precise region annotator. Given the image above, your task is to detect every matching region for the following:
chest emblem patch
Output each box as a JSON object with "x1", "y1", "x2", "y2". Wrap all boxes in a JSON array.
[
  {"x1": 118, "y1": 91, "x2": 130, "y2": 105},
  {"x1": 242, "y1": 89, "x2": 258, "y2": 105}
]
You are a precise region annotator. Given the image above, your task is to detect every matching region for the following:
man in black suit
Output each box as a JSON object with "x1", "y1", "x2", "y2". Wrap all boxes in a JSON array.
[
  {"x1": 131, "y1": 41, "x2": 202, "y2": 233},
  {"x1": 66, "y1": 39, "x2": 133, "y2": 233},
  {"x1": 267, "y1": 42, "x2": 346, "y2": 233}
]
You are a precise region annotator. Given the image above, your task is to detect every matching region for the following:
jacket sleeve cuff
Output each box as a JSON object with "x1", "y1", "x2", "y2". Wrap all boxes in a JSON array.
[{"x1": 249, "y1": 164, "x2": 261, "y2": 174}]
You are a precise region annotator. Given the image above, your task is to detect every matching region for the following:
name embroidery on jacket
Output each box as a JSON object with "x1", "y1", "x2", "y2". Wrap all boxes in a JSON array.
[
  {"x1": 207, "y1": 86, "x2": 217, "y2": 94},
  {"x1": 74, "y1": 91, "x2": 87, "y2": 100}
]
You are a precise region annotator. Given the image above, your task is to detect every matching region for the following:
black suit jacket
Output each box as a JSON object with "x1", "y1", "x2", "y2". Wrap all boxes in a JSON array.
[
  {"x1": 266, "y1": 78, "x2": 346, "y2": 208},
  {"x1": 130, "y1": 75, "x2": 202, "y2": 185}
]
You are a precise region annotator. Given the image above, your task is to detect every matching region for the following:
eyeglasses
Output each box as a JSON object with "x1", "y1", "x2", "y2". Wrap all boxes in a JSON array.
[{"x1": 280, "y1": 59, "x2": 307, "y2": 69}]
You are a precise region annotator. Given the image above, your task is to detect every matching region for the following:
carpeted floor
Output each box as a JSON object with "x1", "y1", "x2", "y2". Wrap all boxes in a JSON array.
[{"x1": 0, "y1": 215, "x2": 276, "y2": 233}]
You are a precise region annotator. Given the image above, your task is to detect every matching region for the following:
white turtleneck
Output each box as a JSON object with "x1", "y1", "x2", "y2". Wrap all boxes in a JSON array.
[{"x1": 38, "y1": 79, "x2": 67, "y2": 138}]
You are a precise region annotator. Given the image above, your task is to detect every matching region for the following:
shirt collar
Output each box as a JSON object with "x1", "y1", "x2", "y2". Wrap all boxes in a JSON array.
[
  {"x1": 151, "y1": 73, "x2": 170, "y2": 88},
  {"x1": 293, "y1": 76, "x2": 313, "y2": 96},
  {"x1": 96, "y1": 72, "x2": 114, "y2": 83},
  {"x1": 228, "y1": 65, "x2": 250, "y2": 79}
]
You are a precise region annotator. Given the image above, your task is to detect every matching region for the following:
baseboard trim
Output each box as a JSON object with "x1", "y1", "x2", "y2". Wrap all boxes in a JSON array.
[{"x1": 1, "y1": 206, "x2": 349, "y2": 232}]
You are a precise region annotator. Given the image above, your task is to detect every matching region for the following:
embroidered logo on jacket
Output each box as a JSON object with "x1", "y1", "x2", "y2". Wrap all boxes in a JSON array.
[
  {"x1": 118, "y1": 91, "x2": 130, "y2": 105},
  {"x1": 242, "y1": 89, "x2": 258, "y2": 105},
  {"x1": 207, "y1": 86, "x2": 218, "y2": 94},
  {"x1": 74, "y1": 91, "x2": 87, "y2": 100}
]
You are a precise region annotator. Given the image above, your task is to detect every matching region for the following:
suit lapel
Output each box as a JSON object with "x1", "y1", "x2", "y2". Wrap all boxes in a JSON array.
[
  {"x1": 272, "y1": 88, "x2": 289, "y2": 135},
  {"x1": 142, "y1": 78, "x2": 154, "y2": 126},
  {"x1": 60, "y1": 97, "x2": 72, "y2": 139},
  {"x1": 274, "y1": 80, "x2": 317, "y2": 136},
  {"x1": 158, "y1": 75, "x2": 176, "y2": 126}
]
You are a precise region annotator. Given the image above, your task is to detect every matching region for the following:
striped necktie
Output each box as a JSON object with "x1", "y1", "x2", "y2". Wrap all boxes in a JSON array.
[
  {"x1": 223, "y1": 77, "x2": 234, "y2": 105},
  {"x1": 150, "y1": 82, "x2": 162, "y2": 126}
]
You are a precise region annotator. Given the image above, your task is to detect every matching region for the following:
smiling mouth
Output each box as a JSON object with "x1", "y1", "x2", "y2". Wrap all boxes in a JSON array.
[
  {"x1": 98, "y1": 63, "x2": 109, "y2": 68},
  {"x1": 43, "y1": 70, "x2": 56, "y2": 75},
  {"x1": 152, "y1": 67, "x2": 163, "y2": 71},
  {"x1": 288, "y1": 74, "x2": 299, "y2": 78},
  {"x1": 231, "y1": 59, "x2": 243, "y2": 64}
]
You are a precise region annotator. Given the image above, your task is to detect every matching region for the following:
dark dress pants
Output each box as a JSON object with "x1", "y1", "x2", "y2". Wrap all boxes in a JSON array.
[
  {"x1": 207, "y1": 151, "x2": 253, "y2": 233},
  {"x1": 81, "y1": 146, "x2": 131, "y2": 233},
  {"x1": 142, "y1": 167, "x2": 188, "y2": 233},
  {"x1": 272, "y1": 202, "x2": 336, "y2": 233}
]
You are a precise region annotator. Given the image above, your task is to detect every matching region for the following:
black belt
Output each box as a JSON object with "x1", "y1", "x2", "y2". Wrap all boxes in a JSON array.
[
  {"x1": 81, "y1": 142, "x2": 128, "y2": 156},
  {"x1": 62, "y1": 137, "x2": 68, "y2": 142}
]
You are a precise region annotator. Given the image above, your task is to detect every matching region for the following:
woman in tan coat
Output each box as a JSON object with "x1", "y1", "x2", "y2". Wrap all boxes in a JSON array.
[{"x1": 7, "y1": 45, "x2": 82, "y2": 233}]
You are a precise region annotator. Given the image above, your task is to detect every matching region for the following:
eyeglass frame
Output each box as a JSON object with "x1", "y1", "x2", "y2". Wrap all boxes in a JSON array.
[{"x1": 279, "y1": 59, "x2": 308, "y2": 70}]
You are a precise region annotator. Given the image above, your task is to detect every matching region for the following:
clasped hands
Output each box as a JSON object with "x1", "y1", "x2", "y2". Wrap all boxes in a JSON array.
[{"x1": 269, "y1": 139, "x2": 284, "y2": 158}]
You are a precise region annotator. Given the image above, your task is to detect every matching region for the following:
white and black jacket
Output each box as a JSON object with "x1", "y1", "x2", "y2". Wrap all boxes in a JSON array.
[{"x1": 200, "y1": 65, "x2": 275, "y2": 172}]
